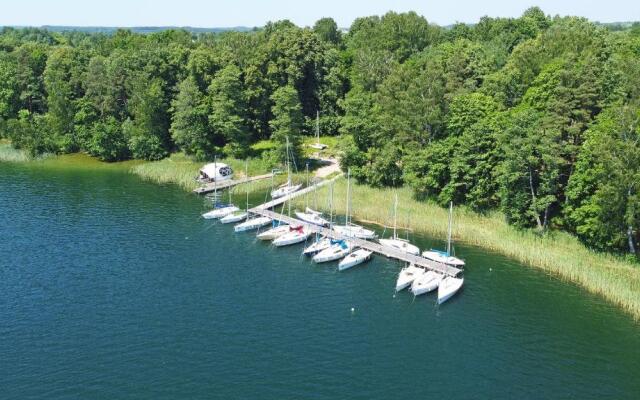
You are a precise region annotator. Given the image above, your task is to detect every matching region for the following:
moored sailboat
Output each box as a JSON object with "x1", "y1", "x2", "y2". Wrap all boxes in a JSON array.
[
  {"x1": 313, "y1": 239, "x2": 352, "y2": 263},
  {"x1": 422, "y1": 202, "x2": 465, "y2": 267},
  {"x1": 395, "y1": 264, "x2": 424, "y2": 292},
  {"x1": 338, "y1": 249, "x2": 372, "y2": 271},
  {"x1": 271, "y1": 137, "x2": 302, "y2": 198},
  {"x1": 272, "y1": 225, "x2": 311, "y2": 247},
  {"x1": 437, "y1": 275, "x2": 464, "y2": 304},
  {"x1": 378, "y1": 193, "x2": 420, "y2": 255},
  {"x1": 333, "y1": 169, "x2": 376, "y2": 240},
  {"x1": 410, "y1": 270, "x2": 444, "y2": 296}
]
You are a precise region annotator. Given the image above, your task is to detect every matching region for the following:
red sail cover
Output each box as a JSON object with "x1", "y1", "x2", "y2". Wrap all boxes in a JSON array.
[{"x1": 290, "y1": 226, "x2": 304, "y2": 233}]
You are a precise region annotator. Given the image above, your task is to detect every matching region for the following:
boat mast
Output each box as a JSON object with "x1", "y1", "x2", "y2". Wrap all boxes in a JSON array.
[
  {"x1": 244, "y1": 160, "x2": 249, "y2": 221},
  {"x1": 329, "y1": 181, "x2": 334, "y2": 230},
  {"x1": 285, "y1": 136, "x2": 291, "y2": 186},
  {"x1": 316, "y1": 111, "x2": 320, "y2": 145},
  {"x1": 305, "y1": 162, "x2": 309, "y2": 210},
  {"x1": 213, "y1": 154, "x2": 217, "y2": 203},
  {"x1": 393, "y1": 192, "x2": 398, "y2": 240},
  {"x1": 447, "y1": 201, "x2": 453, "y2": 256},
  {"x1": 346, "y1": 168, "x2": 351, "y2": 226}
]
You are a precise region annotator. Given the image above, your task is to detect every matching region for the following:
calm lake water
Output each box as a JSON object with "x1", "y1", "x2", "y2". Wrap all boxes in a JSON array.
[{"x1": 1, "y1": 161, "x2": 639, "y2": 399}]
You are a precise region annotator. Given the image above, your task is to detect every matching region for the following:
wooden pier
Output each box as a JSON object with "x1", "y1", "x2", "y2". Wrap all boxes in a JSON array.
[
  {"x1": 248, "y1": 174, "x2": 462, "y2": 277},
  {"x1": 252, "y1": 173, "x2": 343, "y2": 211},
  {"x1": 193, "y1": 173, "x2": 274, "y2": 195}
]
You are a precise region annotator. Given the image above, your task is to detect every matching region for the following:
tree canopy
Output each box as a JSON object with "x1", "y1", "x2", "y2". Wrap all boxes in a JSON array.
[{"x1": 1, "y1": 11, "x2": 639, "y2": 258}]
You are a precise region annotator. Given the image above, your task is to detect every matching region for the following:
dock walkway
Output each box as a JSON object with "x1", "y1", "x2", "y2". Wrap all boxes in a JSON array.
[
  {"x1": 248, "y1": 173, "x2": 462, "y2": 277},
  {"x1": 193, "y1": 173, "x2": 274, "y2": 195}
]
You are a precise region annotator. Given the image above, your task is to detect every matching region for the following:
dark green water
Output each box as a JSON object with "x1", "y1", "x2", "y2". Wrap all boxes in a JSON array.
[{"x1": 1, "y1": 162, "x2": 639, "y2": 399}]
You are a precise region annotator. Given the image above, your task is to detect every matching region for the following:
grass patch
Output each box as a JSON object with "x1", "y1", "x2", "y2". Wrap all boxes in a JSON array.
[
  {"x1": 302, "y1": 135, "x2": 342, "y2": 159},
  {"x1": 293, "y1": 177, "x2": 640, "y2": 320},
  {"x1": 0, "y1": 142, "x2": 30, "y2": 162},
  {"x1": 131, "y1": 152, "x2": 276, "y2": 191}
]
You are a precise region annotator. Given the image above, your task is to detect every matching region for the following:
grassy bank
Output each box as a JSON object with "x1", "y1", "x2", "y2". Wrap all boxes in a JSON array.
[
  {"x1": 130, "y1": 153, "x2": 275, "y2": 191},
  {"x1": 294, "y1": 178, "x2": 640, "y2": 320},
  {"x1": 5, "y1": 140, "x2": 639, "y2": 319},
  {"x1": 0, "y1": 141, "x2": 32, "y2": 162}
]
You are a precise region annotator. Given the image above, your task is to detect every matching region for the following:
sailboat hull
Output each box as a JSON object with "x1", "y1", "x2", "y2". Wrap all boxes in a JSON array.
[
  {"x1": 411, "y1": 271, "x2": 443, "y2": 296},
  {"x1": 256, "y1": 225, "x2": 290, "y2": 240},
  {"x1": 220, "y1": 212, "x2": 247, "y2": 224},
  {"x1": 313, "y1": 243, "x2": 352, "y2": 263},
  {"x1": 395, "y1": 265, "x2": 424, "y2": 292},
  {"x1": 202, "y1": 205, "x2": 240, "y2": 219},
  {"x1": 422, "y1": 250, "x2": 465, "y2": 266},
  {"x1": 437, "y1": 277, "x2": 464, "y2": 304},
  {"x1": 334, "y1": 225, "x2": 377, "y2": 240},
  {"x1": 273, "y1": 230, "x2": 311, "y2": 246},
  {"x1": 338, "y1": 249, "x2": 372, "y2": 271},
  {"x1": 234, "y1": 217, "x2": 272, "y2": 232},
  {"x1": 303, "y1": 237, "x2": 332, "y2": 255},
  {"x1": 379, "y1": 238, "x2": 420, "y2": 255}
]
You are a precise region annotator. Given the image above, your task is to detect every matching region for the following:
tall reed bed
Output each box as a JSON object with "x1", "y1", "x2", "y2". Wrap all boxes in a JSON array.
[
  {"x1": 130, "y1": 153, "x2": 273, "y2": 192},
  {"x1": 299, "y1": 177, "x2": 640, "y2": 320},
  {"x1": 0, "y1": 142, "x2": 30, "y2": 162}
]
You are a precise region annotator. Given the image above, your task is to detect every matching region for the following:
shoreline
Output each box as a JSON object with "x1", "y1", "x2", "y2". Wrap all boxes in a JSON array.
[{"x1": 2, "y1": 150, "x2": 639, "y2": 321}]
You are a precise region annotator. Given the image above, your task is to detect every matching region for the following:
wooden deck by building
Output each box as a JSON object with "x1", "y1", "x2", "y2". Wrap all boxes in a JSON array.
[{"x1": 193, "y1": 173, "x2": 274, "y2": 195}]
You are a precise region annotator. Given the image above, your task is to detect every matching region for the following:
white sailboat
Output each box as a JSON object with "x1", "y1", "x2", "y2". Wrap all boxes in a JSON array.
[
  {"x1": 234, "y1": 216, "x2": 271, "y2": 232},
  {"x1": 303, "y1": 181, "x2": 334, "y2": 255},
  {"x1": 303, "y1": 236, "x2": 332, "y2": 255},
  {"x1": 437, "y1": 276, "x2": 464, "y2": 304},
  {"x1": 221, "y1": 161, "x2": 249, "y2": 223},
  {"x1": 271, "y1": 137, "x2": 302, "y2": 199},
  {"x1": 308, "y1": 111, "x2": 327, "y2": 150},
  {"x1": 378, "y1": 193, "x2": 420, "y2": 255},
  {"x1": 257, "y1": 202, "x2": 289, "y2": 240},
  {"x1": 422, "y1": 202, "x2": 465, "y2": 266},
  {"x1": 202, "y1": 156, "x2": 240, "y2": 219},
  {"x1": 410, "y1": 270, "x2": 444, "y2": 296},
  {"x1": 257, "y1": 222, "x2": 290, "y2": 240},
  {"x1": 220, "y1": 210, "x2": 247, "y2": 224},
  {"x1": 313, "y1": 239, "x2": 352, "y2": 263},
  {"x1": 273, "y1": 225, "x2": 311, "y2": 247},
  {"x1": 295, "y1": 209, "x2": 329, "y2": 226},
  {"x1": 338, "y1": 249, "x2": 372, "y2": 271},
  {"x1": 295, "y1": 164, "x2": 330, "y2": 226},
  {"x1": 333, "y1": 169, "x2": 377, "y2": 240},
  {"x1": 395, "y1": 264, "x2": 425, "y2": 292}
]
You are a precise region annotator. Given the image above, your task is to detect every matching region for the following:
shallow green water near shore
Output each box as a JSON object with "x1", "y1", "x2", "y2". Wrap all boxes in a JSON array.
[{"x1": 1, "y1": 161, "x2": 639, "y2": 399}]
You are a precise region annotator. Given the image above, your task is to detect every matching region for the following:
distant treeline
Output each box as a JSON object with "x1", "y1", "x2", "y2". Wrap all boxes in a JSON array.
[
  {"x1": 0, "y1": 8, "x2": 639, "y2": 257},
  {"x1": 4, "y1": 26, "x2": 255, "y2": 34}
]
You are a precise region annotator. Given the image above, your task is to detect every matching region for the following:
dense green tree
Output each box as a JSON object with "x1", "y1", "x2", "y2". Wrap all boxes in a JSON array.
[
  {"x1": 208, "y1": 64, "x2": 250, "y2": 157},
  {"x1": 497, "y1": 107, "x2": 564, "y2": 230},
  {"x1": 566, "y1": 105, "x2": 640, "y2": 255},
  {"x1": 170, "y1": 77, "x2": 214, "y2": 160},
  {"x1": 43, "y1": 46, "x2": 82, "y2": 152},
  {"x1": 313, "y1": 18, "x2": 341, "y2": 44},
  {"x1": 124, "y1": 74, "x2": 170, "y2": 160},
  {"x1": 1, "y1": 13, "x2": 640, "y2": 258},
  {"x1": 269, "y1": 85, "x2": 303, "y2": 164},
  {"x1": 87, "y1": 116, "x2": 129, "y2": 161}
]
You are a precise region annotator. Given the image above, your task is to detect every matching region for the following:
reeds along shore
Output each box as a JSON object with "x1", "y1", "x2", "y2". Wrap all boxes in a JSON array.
[
  {"x1": 130, "y1": 153, "x2": 275, "y2": 191},
  {"x1": 294, "y1": 178, "x2": 640, "y2": 321},
  {"x1": 5, "y1": 149, "x2": 639, "y2": 320}
]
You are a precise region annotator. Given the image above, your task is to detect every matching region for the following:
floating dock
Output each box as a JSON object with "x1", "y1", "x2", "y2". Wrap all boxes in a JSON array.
[
  {"x1": 248, "y1": 173, "x2": 462, "y2": 277},
  {"x1": 193, "y1": 173, "x2": 274, "y2": 195}
]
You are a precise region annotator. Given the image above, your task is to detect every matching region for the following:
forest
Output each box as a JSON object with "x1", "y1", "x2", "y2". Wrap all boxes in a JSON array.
[{"x1": 0, "y1": 8, "x2": 639, "y2": 259}]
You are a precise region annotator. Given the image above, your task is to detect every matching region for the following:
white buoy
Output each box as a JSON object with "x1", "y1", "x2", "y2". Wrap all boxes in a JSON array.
[{"x1": 351, "y1": 307, "x2": 355, "y2": 313}]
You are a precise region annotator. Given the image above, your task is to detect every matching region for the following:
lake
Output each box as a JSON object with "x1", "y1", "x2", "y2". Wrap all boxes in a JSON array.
[{"x1": 1, "y1": 161, "x2": 639, "y2": 399}]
